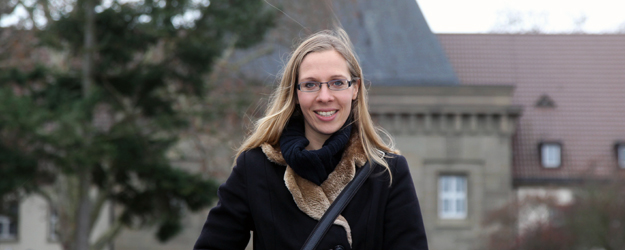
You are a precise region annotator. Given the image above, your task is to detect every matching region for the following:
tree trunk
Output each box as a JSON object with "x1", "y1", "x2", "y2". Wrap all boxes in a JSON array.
[
  {"x1": 82, "y1": 0, "x2": 95, "y2": 96},
  {"x1": 74, "y1": 169, "x2": 93, "y2": 250},
  {"x1": 75, "y1": 0, "x2": 96, "y2": 249}
]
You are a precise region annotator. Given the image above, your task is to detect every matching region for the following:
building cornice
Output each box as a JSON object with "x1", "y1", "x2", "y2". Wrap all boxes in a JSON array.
[{"x1": 368, "y1": 85, "x2": 522, "y2": 135}]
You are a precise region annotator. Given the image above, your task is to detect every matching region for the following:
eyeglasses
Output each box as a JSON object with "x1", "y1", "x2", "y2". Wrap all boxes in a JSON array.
[{"x1": 297, "y1": 78, "x2": 359, "y2": 92}]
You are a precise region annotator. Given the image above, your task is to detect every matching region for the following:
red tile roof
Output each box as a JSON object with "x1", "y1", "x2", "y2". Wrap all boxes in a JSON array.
[{"x1": 437, "y1": 34, "x2": 625, "y2": 184}]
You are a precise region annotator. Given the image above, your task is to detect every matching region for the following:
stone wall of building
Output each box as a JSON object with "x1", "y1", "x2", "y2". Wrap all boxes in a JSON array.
[{"x1": 369, "y1": 85, "x2": 520, "y2": 250}]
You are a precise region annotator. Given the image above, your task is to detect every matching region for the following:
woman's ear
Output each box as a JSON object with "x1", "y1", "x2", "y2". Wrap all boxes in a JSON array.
[{"x1": 352, "y1": 79, "x2": 360, "y2": 100}]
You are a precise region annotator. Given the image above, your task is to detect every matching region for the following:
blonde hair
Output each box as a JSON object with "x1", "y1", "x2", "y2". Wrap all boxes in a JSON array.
[{"x1": 236, "y1": 28, "x2": 398, "y2": 179}]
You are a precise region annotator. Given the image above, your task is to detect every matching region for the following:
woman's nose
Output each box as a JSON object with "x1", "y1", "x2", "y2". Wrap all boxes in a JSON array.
[{"x1": 316, "y1": 84, "x2": 334, "y2": 102}]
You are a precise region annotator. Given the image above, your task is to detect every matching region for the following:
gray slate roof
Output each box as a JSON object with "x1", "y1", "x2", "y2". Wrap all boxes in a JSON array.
[{"x1": 236, "y1": 0, "x2": 459, "y2": 86}]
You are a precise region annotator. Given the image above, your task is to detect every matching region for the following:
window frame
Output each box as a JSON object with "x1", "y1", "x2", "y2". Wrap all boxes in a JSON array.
[
  {"x1": 615, "y1": 142, "x2": 625, "y2": 169},
  {"x1": 438, "y1": 175, "x2": 468, "y2": 220},
  {"x1": 539, "y1": 141, "x2": 562, "y2": 168},
  {"x1": 0, "y1": 201, "x2": 18, "y2": 241},
  {"x1": 48, "y1": 207, "x2": 60, "y2": 242}
]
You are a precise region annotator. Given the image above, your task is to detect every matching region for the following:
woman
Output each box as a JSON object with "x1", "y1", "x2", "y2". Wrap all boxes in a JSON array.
[{"x1": 193, "y1": 28, "x2": 428, "y2": 250}]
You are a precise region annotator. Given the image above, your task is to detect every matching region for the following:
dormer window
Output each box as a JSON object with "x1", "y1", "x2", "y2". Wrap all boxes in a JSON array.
[
  {"x1": 616, "y1": 142, "x2": 625, "y2": 169},
  {"x1": 540, "y1": 142, "x2": 562, "y2": 168},
  {"x1": 535, "y1": 94, "x2": 556, "y2": 108}
]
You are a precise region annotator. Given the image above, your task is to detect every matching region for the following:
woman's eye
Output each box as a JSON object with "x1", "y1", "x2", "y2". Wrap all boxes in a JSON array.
[
  {"x1": 331, "y1": 80, "x2": 345, "y2": 86},
  {"x1": 304, "y1": 82, "x2": 318, "y2": 88}
]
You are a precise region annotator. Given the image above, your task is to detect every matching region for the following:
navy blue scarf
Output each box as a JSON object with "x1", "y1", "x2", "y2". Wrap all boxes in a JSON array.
[{"x1": 279, "y1": 116, "x2": 352, "y2": 186}]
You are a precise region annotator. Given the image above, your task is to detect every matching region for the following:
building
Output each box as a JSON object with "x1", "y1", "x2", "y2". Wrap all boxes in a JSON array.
[
  {"x1": 368, "y1": 85, "x2": 520, "y2": 250},
  {"x1": 438, "y1": 33, "x2": 625, "y2": 190}
]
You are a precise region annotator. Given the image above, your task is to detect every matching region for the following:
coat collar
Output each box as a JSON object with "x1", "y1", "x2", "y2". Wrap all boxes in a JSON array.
[{"x1": 261, "y1": 132, "x2": 367, "y2": 246}]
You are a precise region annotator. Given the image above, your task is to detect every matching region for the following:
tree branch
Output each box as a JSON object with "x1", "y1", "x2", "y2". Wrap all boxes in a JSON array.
[
  {"x1": 100, "y1": 81, "x2": 142, "y2": 131},
  {"x1": 231, "y1": 45, "x2": 274, "y2": 71},
  {"x1": 89, "y1": 217, "x2": 123, "y2": 250},
  {"x1": 18, "y1": 0, "x2": 40, "y2": 30},
  {"x1": 89, "y1": 160, "x2": 113, "y2": 233},
  {"x1": 37, "y1": 0, "x2": 53, "y2": 25},
  {"x1": 207, "y1": 35, "x2": 238, "y2": 84},
  {"x1": 1, "y1": 1, "x2": 21, "y2": 17},
  {"x1": 89, "y1": 188, "x2": 108, "y2": 233}
]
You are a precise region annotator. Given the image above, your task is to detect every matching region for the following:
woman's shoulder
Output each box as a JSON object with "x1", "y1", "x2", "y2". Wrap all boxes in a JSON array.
[
  {"x1": 381, "y1": 151, "x2": 405, "y2": 164},
  {"x1": 240, "y1": 146, "x2": 265, "y2": 156},
  {"x1": 381, "y1": 152, "x2": 410, "y2": 174},
  {"x1": 236, "y1": 147, "x2": 266, "y2": 164},
  {"x1": 236, "y1": 144, "x2": 286, "y2": 167}
]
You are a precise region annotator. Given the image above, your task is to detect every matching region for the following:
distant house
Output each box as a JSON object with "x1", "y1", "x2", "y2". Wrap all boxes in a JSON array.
[
  {"x1": 438, "y1": 33, "x2": 625, "y2": 187},
  {"x1": 438, "y1": 33, "x2": 625, "y2": 245},
  {"x1": 371, "y1": 33, "x2": 625, "y2": 250}
]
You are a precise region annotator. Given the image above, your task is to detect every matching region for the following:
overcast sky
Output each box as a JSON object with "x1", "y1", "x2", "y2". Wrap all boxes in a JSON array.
[
  {"x1": 3, "y1": 1, "x2": 625, "y2": 33},
  {"x1": 416, "y1": 0, "x2": 625, "y2": 33}
]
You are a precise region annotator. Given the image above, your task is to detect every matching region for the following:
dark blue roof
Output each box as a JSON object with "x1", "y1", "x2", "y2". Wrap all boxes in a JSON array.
[{"x1": 235, "y1": 0, "x2": 459, "y2": 86}]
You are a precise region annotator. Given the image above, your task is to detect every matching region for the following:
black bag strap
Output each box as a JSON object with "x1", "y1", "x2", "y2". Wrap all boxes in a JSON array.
[{"x1": 300, "y1": 161, "x2": 374, "y2": 250}]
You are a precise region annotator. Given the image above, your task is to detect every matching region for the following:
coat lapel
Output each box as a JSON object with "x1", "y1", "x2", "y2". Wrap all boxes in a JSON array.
[{"x1": 260, "y1": 132, "x2": 367, "y2": 246}]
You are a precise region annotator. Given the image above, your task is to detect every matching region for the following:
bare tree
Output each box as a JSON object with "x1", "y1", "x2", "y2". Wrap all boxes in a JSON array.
[
  {"x1": 490, "y1": 10, "x2": 548, "y2": 34},
  {"x1": 483, "y1": 179, "x2": 625, "y2": 250}
]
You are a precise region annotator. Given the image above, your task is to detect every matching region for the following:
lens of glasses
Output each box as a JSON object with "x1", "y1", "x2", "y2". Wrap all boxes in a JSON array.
[
  {"x1": 298, "y1": 79, "x2": 352, "y2": 92},
  {"x1": 328, "y1": 79, "x2": 349, "y2": 90}
]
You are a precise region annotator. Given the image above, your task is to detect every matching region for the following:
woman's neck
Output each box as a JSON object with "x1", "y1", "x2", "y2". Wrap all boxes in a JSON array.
[{"x1": 304, "y1": 131, "x2": 329, "y2": 151}]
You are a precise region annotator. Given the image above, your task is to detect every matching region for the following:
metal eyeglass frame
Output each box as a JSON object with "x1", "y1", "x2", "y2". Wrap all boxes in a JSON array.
[{"x1": 297, "y1": 78, "x2": 360, "y2": 92}]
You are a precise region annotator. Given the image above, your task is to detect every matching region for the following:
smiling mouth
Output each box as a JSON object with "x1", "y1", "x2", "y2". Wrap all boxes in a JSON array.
[{"x1": 315, "y1": 110, "x2": 337, "y2": 117}]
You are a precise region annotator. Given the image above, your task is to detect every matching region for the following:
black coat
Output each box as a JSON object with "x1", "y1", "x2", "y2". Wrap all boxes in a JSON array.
[{"x1": 193, "y1": 138, "x2": 428, "y2": 250}]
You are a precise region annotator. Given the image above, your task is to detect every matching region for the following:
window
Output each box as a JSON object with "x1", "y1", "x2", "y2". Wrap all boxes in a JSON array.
[
  {"x1": 439, "y1": 175, "x2": 467, "y2": 219},
  {"x1": 0, "y1": 201, "x2": 18, "y2": 241},
  {"x1": 49, "y1": 208, "x2": 59, "y2": 242},
  {"x1": 540, "y1": 142, "x2": 562, "y2": 168},
  {"x1": 616, "y1": 142, "x2": 625, "y2": 169}
]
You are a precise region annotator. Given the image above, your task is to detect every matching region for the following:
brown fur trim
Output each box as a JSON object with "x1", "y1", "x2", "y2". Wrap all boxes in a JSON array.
[
  {"x1": 261, "y1": 143, "x2": 286, "y2": 166},
  {"x1": 260, "y1": 132, "x2": 367, "y2": 246}
]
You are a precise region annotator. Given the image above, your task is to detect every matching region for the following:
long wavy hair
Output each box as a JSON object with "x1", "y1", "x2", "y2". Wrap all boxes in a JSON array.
[{"x1": 235, "y1": 28, "x2": 397, "y2": 179}]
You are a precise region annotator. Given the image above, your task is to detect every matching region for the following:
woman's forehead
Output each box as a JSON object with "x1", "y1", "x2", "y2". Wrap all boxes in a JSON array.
[{"x1": 298, "y1": 50, "x2": 349, "y2": 80}]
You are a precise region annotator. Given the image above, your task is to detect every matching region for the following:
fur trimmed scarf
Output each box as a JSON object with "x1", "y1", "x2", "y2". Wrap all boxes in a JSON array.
[
  {"x1": 279, "y1": 116, "x2": 352, "y2": 185},
  {"x1": 261, "y1": 131, "x2": 367, "y2": 246}
]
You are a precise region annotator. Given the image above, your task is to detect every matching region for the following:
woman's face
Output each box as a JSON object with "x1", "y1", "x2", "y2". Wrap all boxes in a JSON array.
[{"x1": 296, "y1": 49, "x2": 359, "y2": 149}]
